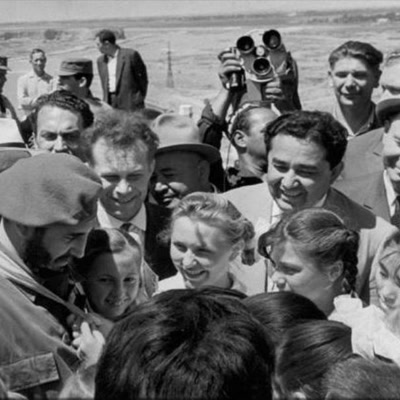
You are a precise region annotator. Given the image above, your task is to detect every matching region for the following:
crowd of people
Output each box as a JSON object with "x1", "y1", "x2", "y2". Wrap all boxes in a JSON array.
[{"x1": 0, "y1": 26, "x2": 400, "y2": 400}]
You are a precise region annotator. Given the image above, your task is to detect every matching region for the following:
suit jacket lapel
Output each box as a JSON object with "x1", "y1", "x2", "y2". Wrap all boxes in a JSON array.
[
  {"x1": 362, "y1": 173, "x2": 390, "y2": 221},
  {"x1": 115, "y1": 49, "x2": 124, "y2": 91}
]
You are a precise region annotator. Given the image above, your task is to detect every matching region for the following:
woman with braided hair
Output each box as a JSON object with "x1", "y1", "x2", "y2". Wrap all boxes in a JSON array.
[{"x1": 258, "y1": 207, "x2": 359, "y2": 316}]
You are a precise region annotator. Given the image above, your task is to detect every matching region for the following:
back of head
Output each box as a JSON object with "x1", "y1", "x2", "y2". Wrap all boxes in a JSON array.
[
  {"x1": 95, "y1": 288, "x2": 274, "y2": 400},
  {"x1": 32, "y1": 90, "x2": 94, "y2": 131},
  {"x1": 83, "y1": 109, "x2": 159, "y2": 164},
  {"x1": 96, "y1": 29, "x2": 116, "y2": 44},
  {"x1": 243, "y1": 292, "x2": 326, "y2": 346},
  {"x1": 325, "y1": 357, "x2": 400, "y2": 400},
  {"x1": 264, "y1": 110, "x2": 348, "y2": 169},
  {"x1": 328, "y1": 40, "x2": 383, "y2": 71},
  {"x1": 274, "y1": 320, "x2": 352, "y2": 400}
]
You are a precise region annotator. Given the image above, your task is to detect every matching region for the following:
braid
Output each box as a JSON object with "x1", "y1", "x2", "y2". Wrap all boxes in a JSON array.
[{"x1": 341, "y1": 230, "x2": 359, "y2": 294}]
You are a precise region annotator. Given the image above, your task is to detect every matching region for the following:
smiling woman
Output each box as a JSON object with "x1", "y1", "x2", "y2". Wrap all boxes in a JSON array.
[{"x1": 158, "y1": 192, "x2": 255, "y2": 294}]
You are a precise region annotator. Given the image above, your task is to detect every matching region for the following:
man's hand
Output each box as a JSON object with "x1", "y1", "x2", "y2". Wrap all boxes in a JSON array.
[{"x1": 217, "y1": 49, "x2": 243, "y2": 89}]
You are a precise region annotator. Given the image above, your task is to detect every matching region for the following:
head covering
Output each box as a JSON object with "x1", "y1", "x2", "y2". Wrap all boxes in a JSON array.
[
  {"x1": 0, "y1": 153, "x2": 102, "y2": 227},
  {"x1": 376, "y1": 94, "x2": 400, "y2": 123},
  {"x1": 151, "y1": 113, "x2": 221, "y2": 163},
  {"x1": 58, "y1": 58, "x2": 93, "y2": 76},
  {"x1": 0, "y1": 57, "x2": 10, "y2": 71}
]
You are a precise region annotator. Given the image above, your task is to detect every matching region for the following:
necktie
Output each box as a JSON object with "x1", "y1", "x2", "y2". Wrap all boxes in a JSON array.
[
  {"x1": 391, "y1": 196, "x2": 400, "y2": 228},
  {"x1": 120, "y1": 222, "x2": 132, "y2": 232}
]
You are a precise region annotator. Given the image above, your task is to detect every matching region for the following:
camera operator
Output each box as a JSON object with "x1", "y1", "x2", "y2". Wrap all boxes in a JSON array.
[{"x1": 198, "y1": 46, "x2": 301, "y2": 191}]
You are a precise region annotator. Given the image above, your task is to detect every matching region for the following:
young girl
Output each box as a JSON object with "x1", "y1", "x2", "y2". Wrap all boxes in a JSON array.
[
  {"x1": 158, "y1": 192, "x2": 255, "y2": 294},
  {"x1": 259, "y1": 207, "x2": 359, "y2": 316},
  {"x1": 73, "y1": 227, "x2": 147, "y2": 321}
]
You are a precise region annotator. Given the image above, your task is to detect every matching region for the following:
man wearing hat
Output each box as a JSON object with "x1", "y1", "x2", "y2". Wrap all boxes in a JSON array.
[
  {"x1": 0, "y1": 56, "x2": 19, "y2": 122},
  {"x1": 0, "y1": 153, "x2": 102, "y2": 398},
  {"x1": 150, "y1": 113, "x2": 221, "y2": 209},
  {"x1": 17, "y1": 48, "x2": 54, "y2": 117},
  {"x1": 85, "y1": 109, "x2": 176, "y2": 281},
  {"x1": 58, "y1": 57, "x2": 111, "y2": 116},
  {"x1": 336, "y1": 52, "x2": 400, "y2": 227}
]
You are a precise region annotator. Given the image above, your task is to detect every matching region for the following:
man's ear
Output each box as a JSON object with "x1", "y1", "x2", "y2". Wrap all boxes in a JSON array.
[
  {"x1": 330, "y1": 161, "x2": 344, "y2": 184},
  {"x1": 232, "y1": 130, "x2": 247, "y2": 151},
  {"x1": 78, "y1": 77, "x2": 87, "y2": 89},
  {"x1": 328, "y1": 70, "x2": 334, "y2": 87},
  {"x1": 327, "y1": 260, "x2": 344, "y2": 283}
]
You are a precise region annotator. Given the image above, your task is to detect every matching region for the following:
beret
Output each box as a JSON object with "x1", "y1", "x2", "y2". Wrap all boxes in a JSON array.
[{"x1": 0, "y1": 153, "x2": 102, "y2": 227}]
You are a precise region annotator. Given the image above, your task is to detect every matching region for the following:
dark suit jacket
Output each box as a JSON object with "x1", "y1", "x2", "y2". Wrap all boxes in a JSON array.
[
  {"x1": 97, "y1": 47, "x2": 148, "y2": 111},
  {"x1": 339, "y1": 127, "x2": 384, "y2": 181},
  {"x1": 335, "y1": 171, "x2": 390, "y2": 223},
  {"x1": 145, "y1": 202, "x2": 176, "y2": 280}
]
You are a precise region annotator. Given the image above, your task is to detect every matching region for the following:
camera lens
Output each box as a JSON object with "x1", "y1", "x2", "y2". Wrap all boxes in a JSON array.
[
  {"x1": 236, "y1": 36, "x2": 255, "y2": 54},
  {"x1": 262, "y1": 30, "x2": 281, "y2": 50},
  {"x1": 253, "y1": 58, "x2": 271, "y2": 76}
]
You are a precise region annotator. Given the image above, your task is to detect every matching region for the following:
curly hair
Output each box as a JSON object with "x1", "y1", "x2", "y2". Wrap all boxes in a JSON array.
[
  {"x1": 32, "y1": 90, "x2": 94, "y2": 132},
  {"x1": 259, "y1": 207, "x2": 359, "y2": 293},
  {"x1": 264, "y1": 110, "x2": 348, "y2": 169}
]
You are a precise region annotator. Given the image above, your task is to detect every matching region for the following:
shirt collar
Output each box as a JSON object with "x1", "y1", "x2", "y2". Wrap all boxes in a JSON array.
[
  {"x1": 0, "y1": 218, "x2": 26, "y2": 267},
  {"x1": 383, "y1": 170, "x2": 397, "y2": 208},
  {"x1": 97, "y1": 201, "x2": 147, "y2": 231}
]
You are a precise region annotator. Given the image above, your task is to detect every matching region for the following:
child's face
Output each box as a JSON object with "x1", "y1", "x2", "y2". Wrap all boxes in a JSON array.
[
  {"x1": 170, "y1": 217, "x2": 237, "y2": 289},
  {"x1": 83, "y1": 247, "x2": 141, "y2": 320},
  {"x1": 376, "y1": 253, "x2": 400, "y2": 315}
]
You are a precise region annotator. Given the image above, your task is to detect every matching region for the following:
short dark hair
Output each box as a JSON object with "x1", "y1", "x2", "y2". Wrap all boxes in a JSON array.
[
  {"x1": 30, "y1": 48, "x2": 45, "y2": 60},
  {"x1": 264, "y1": 110, "x2": 348, "y2": 169},
  {"x1": 324, "y1": 357, "x2": 400, "y2": 400},
  {"x1": 243, "y1": 292, "x2": 326, "y2": 346},
  {"x1": 83, "y1": 109, "x2": 159, "y2": 165},
  {"x1": 274, "y1": 320, "x2": 352, "y2": 400},
  {"x1": 95, "y1": 288, "x2": 274, "y2": 400},
  {"x1": 96, "y1": 29, "x2": 116, "y2": 44},
  {"x1": 32, "y1": 90, "x2": 94, "y2": 133},
  {"x1": 329, "y1": 40, "x2": 383, "y2": 71}
]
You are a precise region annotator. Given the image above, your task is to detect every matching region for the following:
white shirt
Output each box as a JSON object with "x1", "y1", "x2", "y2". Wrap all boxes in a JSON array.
[
  {"x1": 107, "y1": 50, "x2": 119, "y2": 93},
  {"x1": 383, "y1": 170, "x2": 397, "y2": 217},
  {"x1": 96, "y1": 200, "x2": 146, "y2": 246}
]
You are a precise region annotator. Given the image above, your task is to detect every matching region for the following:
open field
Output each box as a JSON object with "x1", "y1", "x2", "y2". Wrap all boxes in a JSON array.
[{"x1": 2, "y1": 8, "x2": 400, "y2": 120}]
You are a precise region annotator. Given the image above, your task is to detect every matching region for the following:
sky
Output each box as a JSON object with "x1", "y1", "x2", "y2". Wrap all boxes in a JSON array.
[{"x1": 1, "y1": 0, "x2": 400, "y2": 23}]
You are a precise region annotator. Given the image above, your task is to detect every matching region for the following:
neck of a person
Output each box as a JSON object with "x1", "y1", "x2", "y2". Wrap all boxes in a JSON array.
[
  {"x1": 212, "y1": 271, "x2": 232, "y2": 290},
  {"x1": 317, "y1": 280, "x2": 344, "y2": 316},
  {"x1": 339, "y1": 101, "x2": 373, "y2": 135},
  {"x1": 237, "y1": 153, "x2": 266, "y2": 179}
]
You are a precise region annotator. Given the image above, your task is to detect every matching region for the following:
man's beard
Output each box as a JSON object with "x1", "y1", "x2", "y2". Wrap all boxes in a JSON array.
[{"x1": 22, "y1": 228, "x2": 67, "y2": 278}]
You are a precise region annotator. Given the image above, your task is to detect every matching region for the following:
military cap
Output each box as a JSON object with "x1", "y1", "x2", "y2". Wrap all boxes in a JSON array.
[
  {"x1": 0, "y1": 57, "x2": 10, "y2": 71},
  {"x1": 0, "y1": 153, "x2": 102, "y2": 226},
  {"x1": 152, "y1": 113, "x2": 221, "y2": 163},
  {"x1": 58, "y1": 58, "x2": 93, "y2": 76}
]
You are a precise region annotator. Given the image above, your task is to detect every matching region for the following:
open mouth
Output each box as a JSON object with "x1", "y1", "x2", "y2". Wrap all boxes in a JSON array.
[
  {"x1": 106, "y1": 298, "x2": 130, "y2": 308},
  {"x1": 182, "y1": 269, "x2": 206, "y2": 281}
]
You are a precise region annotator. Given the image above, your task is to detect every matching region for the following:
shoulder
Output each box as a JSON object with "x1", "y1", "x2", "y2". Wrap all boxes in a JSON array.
[
  {"x1": 347, "y1": 127, "x2": 384, "y2": 153},
  {"x1": 334, "y1": 172, "x2": 381, "y2": 200},
  {"x1": 326, "y1": 188, "x2": 395, "y2": 235}
]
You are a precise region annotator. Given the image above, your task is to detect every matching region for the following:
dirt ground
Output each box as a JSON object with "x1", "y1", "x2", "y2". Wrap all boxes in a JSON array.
[{"x1": 2, "y1": 12, "x2": 398, "y2": 162}]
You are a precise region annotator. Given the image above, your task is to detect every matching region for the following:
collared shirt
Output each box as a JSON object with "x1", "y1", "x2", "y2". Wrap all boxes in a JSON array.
[
  {"x1": 332, "y1": 102, "x2": 379, "y2": 138},
  {"x1": 107, "y1": 49, "x2": 119, "y2": 93},
  {"x1": 383, "y1": 170, "x2": 397, "y2": 217},
  {"x1": 17, "y1": 70, "x2": 54, "y2": 115},
  {"x1": 97, "y1": 200, "x2": 146, "y2": 246}
]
